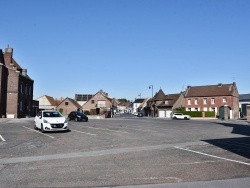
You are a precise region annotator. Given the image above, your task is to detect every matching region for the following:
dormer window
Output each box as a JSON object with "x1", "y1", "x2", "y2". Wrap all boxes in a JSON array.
[{"x1": 165, "y1": 101, "x2": 169, "y2": 105}]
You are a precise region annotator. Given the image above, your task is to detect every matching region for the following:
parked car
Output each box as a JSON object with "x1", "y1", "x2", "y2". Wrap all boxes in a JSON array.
[
  {"x1": 137, "y1": 112, "x2": 143, "y2": 117},
  {"x1": 34, "y1": 110, "x2": 69, "y2": 132},
  {"x1": 171, "y1": 113, "x2": 191, "y2": 120},
  {"x1": 133, "y1": 112, "x2": 138, "y2": 116},
  {"x1": 68, "y1": 111, "x2": 88, "y2": 122}
]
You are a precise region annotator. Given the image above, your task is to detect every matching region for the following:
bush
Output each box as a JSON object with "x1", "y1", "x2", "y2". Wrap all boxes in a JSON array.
[
  {"x1": 84, "y1": 110, "x2": 90, "y2": 115},
  {"x1": 205, "y1": 111, "x2": 215, "y2": 117},
  {"x1": 173, "y1": 111, "x2": 215, "y2": 117}
]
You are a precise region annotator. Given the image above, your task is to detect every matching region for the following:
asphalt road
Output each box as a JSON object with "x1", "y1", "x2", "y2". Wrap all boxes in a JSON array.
[{"x1": 0, "y1": 116, "x2": 250, "y2": 187}]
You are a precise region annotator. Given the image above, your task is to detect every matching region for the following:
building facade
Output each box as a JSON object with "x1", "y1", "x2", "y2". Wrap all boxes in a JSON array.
[
  {"x1": 184, "y1": 83, "x2": 239, "y2": 119},
  {"x1": 56, "y1": 97, "x2": 82, "y2": 116},
  {"x1": 0, "y1": 46, "x2": 35, "y2": 118},
  {"x1": 82, "y1": 90, "x2": 117, "y2": 117}
]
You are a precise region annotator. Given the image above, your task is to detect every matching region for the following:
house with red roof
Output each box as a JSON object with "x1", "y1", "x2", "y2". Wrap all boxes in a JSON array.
[
  {"x1": 184, "y1": 82, "x2": 239, "y2": 119},
  {"x1": 82, "y1": 90, "x2": 118, "y2": 117},
  {"x1": 36, "y1": 95, "x2": 58, "y2": 110},
  {"x1": 56, "y1": 97, "x2": 82, "y2": 116}
]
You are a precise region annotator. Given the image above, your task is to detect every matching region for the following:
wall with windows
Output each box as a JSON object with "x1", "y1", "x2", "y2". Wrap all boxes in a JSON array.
[{"x1": 185, "y1": 96, "x2": 234, "y2": 116}]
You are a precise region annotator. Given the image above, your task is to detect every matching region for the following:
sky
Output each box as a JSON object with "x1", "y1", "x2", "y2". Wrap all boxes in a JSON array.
[{"x1": 1, "y1": 0, "x2": 249, "y2": 101}]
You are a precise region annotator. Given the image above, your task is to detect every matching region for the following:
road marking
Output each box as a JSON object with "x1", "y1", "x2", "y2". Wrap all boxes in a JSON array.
[
  {"x1": 71, "y1": 129, "x2": 96, "y2": 136},
  {"x1": 0, "y1": 141, "x2": 205, "y2": 164},
  {"x1": 23, "y1": 126, "x2": 55, "y2": 139},
  {"x1": 0, "y1": 135, "x2": 6, "y2": 141},
  {"x1": 175, "y1": 146, "x2": 250, "y2": 166},
  {"x1": 124, "y1": 127, "x2": 158, "y2": 133},
  {"x1": 85, "y1": 126, "x2": 128, "y2": 133}
]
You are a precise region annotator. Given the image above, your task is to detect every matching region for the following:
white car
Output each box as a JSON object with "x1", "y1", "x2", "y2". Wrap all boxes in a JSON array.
[
  {"x1": 171, "y1": 113, "x2": 191, "y2": 120},
  {"x1": 34, "y1": 110, "x2": 69, "y2": 132}
]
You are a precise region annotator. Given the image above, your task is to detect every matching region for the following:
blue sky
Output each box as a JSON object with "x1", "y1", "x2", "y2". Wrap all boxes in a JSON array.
[{"x1": 1, "y1": 0, "x2": 249, "y2": 101}]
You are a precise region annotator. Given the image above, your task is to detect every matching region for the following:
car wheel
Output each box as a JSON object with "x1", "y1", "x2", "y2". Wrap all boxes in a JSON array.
[
  {"x1": 184, "y1": 117, "x2": 187, "y2": 120},
  {"x1": 34, "y1": 124, "x2": 37, "y2": 130},
  {"x1": 173, "y1": 117, "x2": 177, "y2": 120},
  {"x1": 41, "y1": 124, "x2": 45, "y2": 133}
]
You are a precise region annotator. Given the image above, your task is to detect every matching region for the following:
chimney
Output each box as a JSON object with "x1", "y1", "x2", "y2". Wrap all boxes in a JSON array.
[
  {"x1": 22, "y1": 69, "x2": 27, "y2": 76},
  {"x1": 4, "y1": 44, "x2": 13, "y2": 66}
]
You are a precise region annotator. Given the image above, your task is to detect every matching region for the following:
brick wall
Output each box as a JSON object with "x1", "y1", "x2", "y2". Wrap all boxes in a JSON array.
[
  {"x1": 185, "y1": 95, "x2": 239, "y2": 119},
  {"x1": 0, "y1": 54, "x2": 8, "y2": 117}
]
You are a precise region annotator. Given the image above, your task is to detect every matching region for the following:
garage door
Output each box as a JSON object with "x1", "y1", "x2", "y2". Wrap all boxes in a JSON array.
[
  {"x1": 159, "y1": 110, "x2": 165, "y2": 118},
  {"x1": 166, "y1": 110, "x2": 172, "y2": 118}
]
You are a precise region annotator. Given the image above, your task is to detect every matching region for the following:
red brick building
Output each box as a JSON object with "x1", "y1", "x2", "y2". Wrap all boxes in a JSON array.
[
  {"x1": 184, "y1": 83, "x2": 239, "y2": 119},
  {"x1": 0, "y1": 49, "x2": 8, "y2": 117},
  {"x1": 0, "y1": 45, "x2": 37, "y2": 118}
]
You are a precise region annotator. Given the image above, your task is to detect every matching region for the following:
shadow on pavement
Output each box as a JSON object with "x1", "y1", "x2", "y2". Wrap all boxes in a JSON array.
[{"x1": 202, "y1": 122, "x2": 250, "y2": 159}]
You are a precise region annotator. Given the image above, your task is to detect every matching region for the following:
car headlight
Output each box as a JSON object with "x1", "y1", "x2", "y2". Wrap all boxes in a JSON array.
[
  {"x1": 43, "y1": 119, "x2": 49, "y2": 124},
  {"x1": 64, "y1": 119, "x2": 68, "y2": 123}
]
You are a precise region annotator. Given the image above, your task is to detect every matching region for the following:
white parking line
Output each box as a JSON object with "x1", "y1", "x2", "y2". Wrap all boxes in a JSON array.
[
  {"x1": 123, "y1": 127, "x2": 158, "y2": 133},
  {"x1": 0, "y1": 135, "x2": 6, "y2": 141},
  {"x1": 85, "y1": 126, "x2": 128, "y2": 134},
  {"x1": 71, "y1": 129, "x2": 96, "y2": 136},
  {"x1": 175, "y1": 146, "x2": 250, "y2": 166},
  {"x1": 23, "y1": 126, "x2": 55, "y2": 139}
]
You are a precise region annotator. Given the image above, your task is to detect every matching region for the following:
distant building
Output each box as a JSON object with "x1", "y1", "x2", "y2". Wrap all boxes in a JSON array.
[
  {"x1": 56, "y1": 97, "x2": 82, "y2": 116},
  {"x1": 239, "y1": 94, "x2": 250, "y2": 117},
  {"x1": 184, "y1": 83, "x2": 239, "y2": 119},
  {"x1": 82, "y1": 90, "x2": 117, "y2": 117},
  {"x1": 0, "y1": 45, "x2": 36, "y2": 118},
  {"x1": 75, "y1": 94, "x2": 93, "y2": 106},
  {"x1": 36, "y1": 95, "x2": 58, "y2": 110}
]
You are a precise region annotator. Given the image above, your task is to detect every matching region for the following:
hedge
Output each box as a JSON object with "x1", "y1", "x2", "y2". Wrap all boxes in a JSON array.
[{"x1": 174, "y1": 111, "x2": 215, "y2": 117}]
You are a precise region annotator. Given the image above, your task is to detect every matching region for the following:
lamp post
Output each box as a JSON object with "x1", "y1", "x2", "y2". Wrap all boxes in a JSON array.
[
  {"x1": 149, "y1": 85, "x2": 153, "y2": 117},
  {"x1": 138, "y1": 93, "x2": 141, "y2": 98}
]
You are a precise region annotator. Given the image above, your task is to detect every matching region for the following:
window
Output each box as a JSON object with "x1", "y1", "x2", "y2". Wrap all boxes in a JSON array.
[
  {"x1": 195, "y1": 98, "x2": 198, "y2": 105},
  {"x1": 20, "y1": 84, "x2": 23, "y2": 93},
  {"x1": 165, "y1": 100, "x2": 169, "y2": 105},
  {"x1": 91, "y1": 100, "x2": 95, "y2": 104},
  {"x1": 188, "y1": 99, "x2": 191, "y2": 105},
  {"x1": 223, "y1": 97, "x2": 227, "y2": 103},
  {"x1": 65, "y1": 102, "x2": 68, "y2": 106},
  {"x1": 211, "y1": 98, "x2": 215, "y2": 104},
  {"x1": 25, "y1": 85, "x2": 28, "y2": 94},
  {"x1": 29, "y1": 86, "x2": 32, "y2": 95},
  {"x1": 20, "y1": 100, "x2": 23, "y2": 111},
  {"x1": 203, "y1": 98, "x2": 207, "y2": 105}
]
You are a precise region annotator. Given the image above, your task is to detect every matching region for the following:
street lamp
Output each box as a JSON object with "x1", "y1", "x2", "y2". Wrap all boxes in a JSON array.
[
  {"x1": 138, "y1": 93, "x2": 141, "y2": 98},
  {"x1": 149, "y1": 85, "x2": 153, "y2": 117}
]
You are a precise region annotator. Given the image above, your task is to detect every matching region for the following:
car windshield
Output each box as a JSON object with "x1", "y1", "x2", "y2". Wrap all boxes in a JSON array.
[{"x1": 43, "y1": 111, "x2": 63, "y2": 117}]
